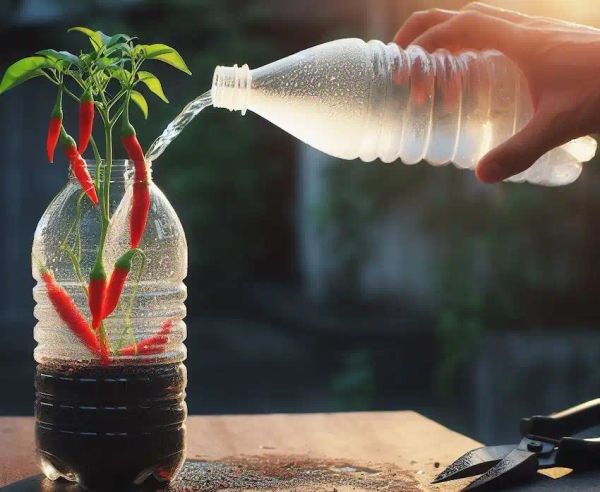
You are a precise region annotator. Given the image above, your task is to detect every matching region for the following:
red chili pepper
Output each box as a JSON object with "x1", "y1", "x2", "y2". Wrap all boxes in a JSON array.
[
  {"x1": 118, "y1": 320, "x2": 173, "y2": 356},
  {"x1": 71, "y1": 156, "x2": 99, "y2": 207},
  {"x1": 88, "y1": 257, "x2": 106, "y2": 330},
  {"x1": 121, "y1": 118, "x2": 150, "y2": 248},
  {"x1": 130, "y1": 181, "x2": 150, "y2": 249},
  {"x1": 158, "y1": 320, "x2": 173, "y2": 335},
  {"x1": 60, "y1": 128, "x2": 99, "y2": 206},
  {"x1": 78, "y1": 87, "x2": 94, "y2": 154},
  {"x1": 121, "y1": 130, "x2": 146, "y2": 165},
  {"x1": 46, "y1": 89, "x2": 62, "y2": 163},
  {"x1": 40, "y1": 267, "x2": 101, "y2": 357},
  {"x1": 102, "y1": 249, "x2": 137, "y2": 319}
]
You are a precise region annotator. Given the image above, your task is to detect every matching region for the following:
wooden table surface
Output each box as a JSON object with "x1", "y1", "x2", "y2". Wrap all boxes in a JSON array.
[{"x1": 0, "y1": 412, "x2": 598, "y2": 491}]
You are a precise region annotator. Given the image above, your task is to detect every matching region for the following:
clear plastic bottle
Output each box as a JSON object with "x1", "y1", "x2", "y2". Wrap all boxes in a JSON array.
[
  {"x1": 32, "y1": 160, "x2": 188, "y2": 488},
  {"x1": 212, "y1": 38, "x2": 596, "y2": 186}
]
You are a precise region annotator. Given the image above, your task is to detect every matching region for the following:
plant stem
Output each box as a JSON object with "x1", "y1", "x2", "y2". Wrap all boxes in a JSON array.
[
  {"x1": 96, "y1": 108, "x2": 112, "y2": 256},
  {"x1": 59, "y1": 192, "x2": 88, "y2": 296},
  {"x1": 88, "y1": 110, "x2": 112, "y2": 354},
  {"x1": 109, "y1": 106, "x2": 126, "y2": 128},
  {"x1": 91, "y1": 136, "x2": 102, "y2": 190},
  {"x1": 107, "y1": 89, "x2": 128, "y2": 111},
  {"x1": 98, "y1": 321, "x2": 113, "y2": 353}
]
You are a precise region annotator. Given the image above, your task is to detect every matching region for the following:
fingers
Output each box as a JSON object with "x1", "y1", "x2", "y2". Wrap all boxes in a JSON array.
[
  {"x1": 475, "y1": 110, "x2": 569, "y2": 183},
  {"x1": 412, "y1": 10, "x2": 524, "y2": 56},
  {"x1": 462, "y1": 2, "x2": 533, "y2": 24},
  {"x1": 394, "y1": 8, "x2": 457, "y2": 47},
  {"x1": 465, "y1": 1, "x2": 600, "y2": 33}
]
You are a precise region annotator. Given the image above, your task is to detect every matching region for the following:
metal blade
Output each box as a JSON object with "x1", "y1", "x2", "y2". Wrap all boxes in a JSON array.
[
  {"x1": 432, "y1": 445, "x2": 515, "y2": 484},
  {"x1": 463, "y1": 448, "x2": 539, "y2": 491}
]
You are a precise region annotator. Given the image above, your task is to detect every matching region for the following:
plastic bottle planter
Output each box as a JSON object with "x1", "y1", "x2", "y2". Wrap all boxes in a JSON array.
[{"x1": 32, "y1": 160, "x2": 188, "y2": 489}]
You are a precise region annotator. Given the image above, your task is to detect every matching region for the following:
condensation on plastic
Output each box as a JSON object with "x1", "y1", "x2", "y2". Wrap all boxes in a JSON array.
[
  {"x1": 212, "y1": 38, "x2": 596, "y2": 186},
  {"x1": 32, "y1": 160, "x2": 188, "y2": 364}
]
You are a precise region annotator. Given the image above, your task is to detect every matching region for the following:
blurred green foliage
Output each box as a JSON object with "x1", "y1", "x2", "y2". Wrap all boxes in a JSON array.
[
  {"x1": 316, "y1": 159, "x2": 433, "y2": 296},
  {"x1": 330, "y1": 349, "x2": 376, "y2": 410},
  {"x1": 318, "y1": 155, "x2": 600, "y2": 395}
]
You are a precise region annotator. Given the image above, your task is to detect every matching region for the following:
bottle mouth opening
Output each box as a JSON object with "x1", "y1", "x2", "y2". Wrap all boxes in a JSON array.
[
  {"x1": 211, "y1": 64, "x2": 252, "y2": 114},
  {"x1": 69, "y1": 159, "x2": 153, "y2": 182}
]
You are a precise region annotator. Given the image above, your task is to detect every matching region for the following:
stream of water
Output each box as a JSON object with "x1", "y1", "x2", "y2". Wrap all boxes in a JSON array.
[{"x1": 145, "y1": 90, "x2": 213, "y2": 162}]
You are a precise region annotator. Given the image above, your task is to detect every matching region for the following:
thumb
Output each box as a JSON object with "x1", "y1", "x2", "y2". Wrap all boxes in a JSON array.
[{"x1": 475, "y1": 111, "x2": 567, "y2": 183}]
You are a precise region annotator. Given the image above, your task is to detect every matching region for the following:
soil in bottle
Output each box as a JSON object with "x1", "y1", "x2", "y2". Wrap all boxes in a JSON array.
[{"x1": 35, "y1": 361, "x2": 187, "y2": 489}]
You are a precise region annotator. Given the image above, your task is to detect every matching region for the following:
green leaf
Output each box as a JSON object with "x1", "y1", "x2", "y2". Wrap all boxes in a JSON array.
[
  {"x1": 95, "y1": 31, "x2": 112, "y2": 46},
  {"x1": 37, "y1": 49, "x2": 79, "y2": 67},
  {"x1": 79, "y1": 53, "x2": 93, "y2": 67},
  {"x1": 106, "y1": 33, "x2": 131, "y2": 48},
  {"x1": 104, "y1": 42, "x2": 129, "y2": 57},
  {"x1": 68, "y1": 26, "x2": 103, "y2": 51},
  {"x1": 137, "y1": 43, "x2": 191, "y2": 75},
  {"x1": 96, "y1": 57, "x2": 118, "y2": 69},
  {"x1": 130, "y1": 90, "x2": 148, "y2": 119},
  {"x1": 0, "y1": 56, "x2": 53, "y2": 95},
  {"x1": 134, "y1": 45, "x2": 169, "y2": 58},
  {"x1": 109, "y1": 67, "x2": 132, "y2": 86},
  {"x1": 136, "y1": 71, "x2": 169, "y2": 103}
]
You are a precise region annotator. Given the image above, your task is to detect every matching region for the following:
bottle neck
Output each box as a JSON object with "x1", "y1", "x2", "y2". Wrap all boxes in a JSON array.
[
  {"x1": 68, "y1": 159, "x2": 153, "y2": 184},
  {"x1": 211, "y1": 64, "x2": 252, "y2": 115}
]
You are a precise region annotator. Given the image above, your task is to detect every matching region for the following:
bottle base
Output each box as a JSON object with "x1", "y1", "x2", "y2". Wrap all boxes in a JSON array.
[
  {"x1": 35, "y1": 361, "x2": 187, "y2": 490},
  {"x1": 39, "y1": 449, "x2": 185, "y2": 489}
]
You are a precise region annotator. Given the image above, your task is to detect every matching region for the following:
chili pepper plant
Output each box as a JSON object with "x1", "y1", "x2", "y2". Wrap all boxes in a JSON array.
[{"x1": 1, "y1": 27, "x2": 191, "y2": 363}]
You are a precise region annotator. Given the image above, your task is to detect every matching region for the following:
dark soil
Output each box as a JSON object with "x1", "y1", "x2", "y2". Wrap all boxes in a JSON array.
[{"x1": 35, "y1": 362, "x2": 187, "y2": 489}]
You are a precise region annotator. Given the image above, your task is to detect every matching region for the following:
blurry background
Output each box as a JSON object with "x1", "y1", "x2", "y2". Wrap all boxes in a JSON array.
[{"x1": 1, "y1": 0, "x2": 600, "y2": 444}]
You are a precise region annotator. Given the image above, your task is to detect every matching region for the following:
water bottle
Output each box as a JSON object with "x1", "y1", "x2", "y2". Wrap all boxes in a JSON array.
[
  {"x1": 211, "y1": 38, "x2": 596, "y2": 186},
  {"x1": 32, "y1": 160, "x2": 188, "y2": 488}
]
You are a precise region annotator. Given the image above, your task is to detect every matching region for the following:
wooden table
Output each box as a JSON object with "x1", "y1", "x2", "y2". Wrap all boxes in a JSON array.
[{"x1": 0, "y1": 412, "x2": 598, "y2": 491}]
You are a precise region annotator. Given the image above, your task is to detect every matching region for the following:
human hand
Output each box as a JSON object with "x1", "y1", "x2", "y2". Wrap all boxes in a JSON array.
[{"x1": 394, "y1": 2, "x2": 600, "y2": 183}]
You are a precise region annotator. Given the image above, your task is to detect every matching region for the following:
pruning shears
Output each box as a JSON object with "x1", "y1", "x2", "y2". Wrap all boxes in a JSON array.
[{"x1": 433, "y1": 398, "x2": 600, "y2": 490}]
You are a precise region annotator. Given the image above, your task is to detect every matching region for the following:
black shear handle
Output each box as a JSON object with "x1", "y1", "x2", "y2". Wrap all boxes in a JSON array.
[
  {"x1": 520, "y1": 398, "x2": 600, "y2": 439},
  {"x1": 555, "y1": 437, "x2": 600, "y2": 470}
]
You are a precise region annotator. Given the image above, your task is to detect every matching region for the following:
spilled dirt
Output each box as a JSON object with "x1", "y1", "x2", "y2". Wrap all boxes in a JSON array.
[{"x1": 165, "y1": 455, "x2": 422, "y2": 491}]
